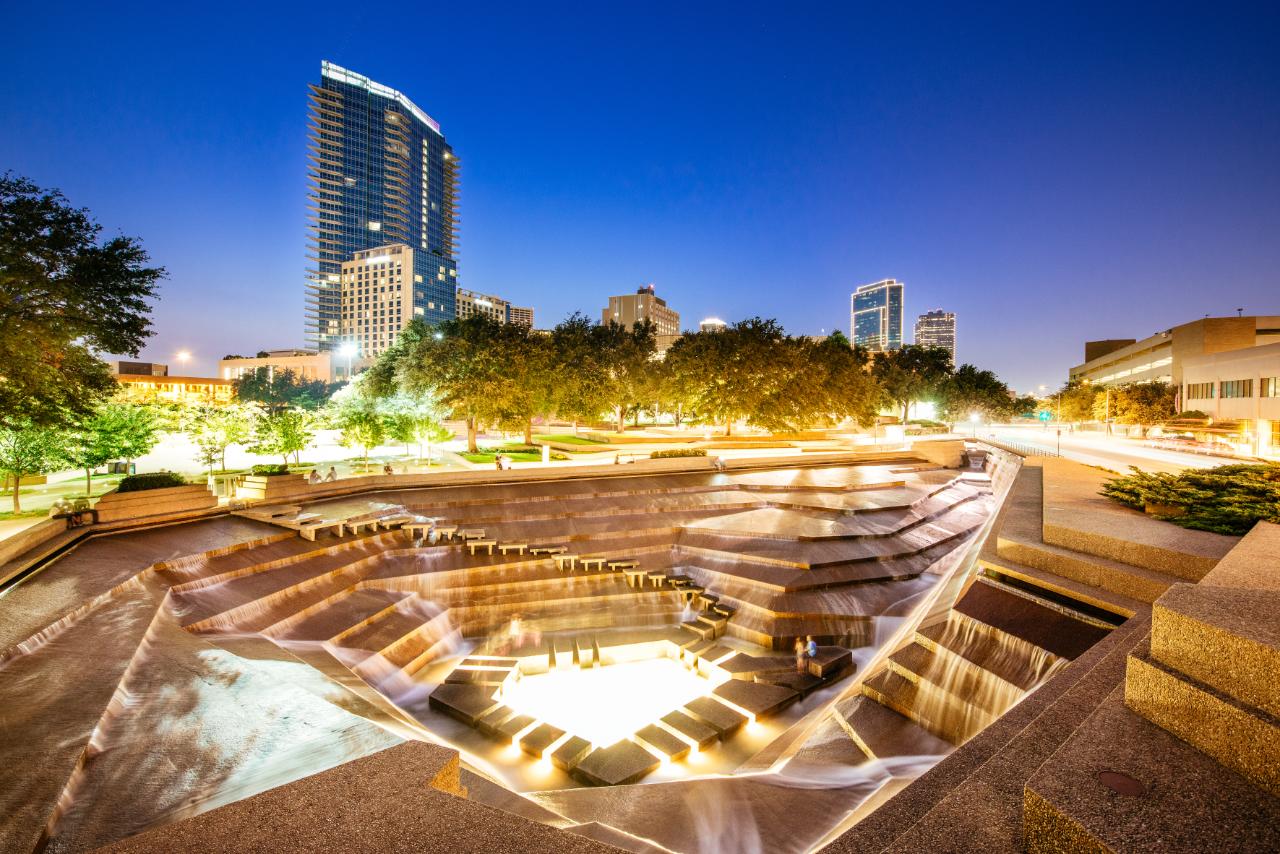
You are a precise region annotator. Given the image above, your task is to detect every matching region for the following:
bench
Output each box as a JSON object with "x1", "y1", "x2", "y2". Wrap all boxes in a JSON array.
[
  {"x1": 404, "y1": 522, "x2": 434, "y2": 538},
  {"x1": 579, "y1": 557, "x2": 607, "y2": 571},
  {"x1": 376, "y1": 514, "x2": 415, "y2": 530},
  {"x1": 467, "y1": 539, "x2": 498, "y2": 555},
  {"x1": 498, "y1": 543, "x2": 528, "y2": 555},
  {"x1": 435, "y1": 525, "x2": 459, "y2": 540},
  {"x1": 529, "y1": 545, "x2": 566, "y2": 556},
  {"x1": 459, "y1": 529, "x2": 487, "y2": 541},
  {"x1": 553, "y1": 554, "x2": 578, "y2": 571},
  {"x1": 622, "y1": 567, "x2": 649, "y2": 588},
  {"x1": 342, "y1": 519, "x2": 381, "y2": 536},
  {"x1": 646, "y1": 571, "x2": 669, "y2": 588},
  {"x1": 607, "y1": 559, "x2": 639, "y2": 570},
  {"x1": 298, "y1": 520, "x2": 344, "y2": 541}
]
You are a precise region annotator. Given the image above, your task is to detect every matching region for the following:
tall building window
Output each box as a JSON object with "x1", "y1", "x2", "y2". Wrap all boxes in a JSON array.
[{"x1": 1262, "y1": 377, "x2": 1279, "y2": 398}]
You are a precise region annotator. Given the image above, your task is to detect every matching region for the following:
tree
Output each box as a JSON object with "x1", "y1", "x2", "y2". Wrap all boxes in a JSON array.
[
  {"x1": 870, "y1": 345, "x2": 954, "y2": 423},
  {"x1": 249, "y1": 409, "x2": 315, "y2": 466},
  {"x1": 233, "y1": 367, "x2": 335, "y2": 412},
  {"x1": 0, "y1": 174, "x2": 163, "y2": 429},
  {"x1": 1104, "y1": 382, "x2": 1178, "y2": 436},
  {"x1": 936, "y1": 364, "x2": 1018, "y2": 428},
  {"x1": 801, "y1": 334, "x2": 881, "y2": 428},
  {"x1": 592, "y1": 319, "x2": 658, "y2": 433},
  {"x1": 0, "y1": 422, "x2": 67, "y2": 512},
  {"x1": 334, "y1": 399, "x2": 385, "y2": 469},
  {"x1": 187, "y1": 405, "x2": 251, "y2": 472},
  {"x1": 1047, "y1": 382, "x2": 1099, "y2": 424},
  {"x1": 65, "y1": 403, "x2": 157, "y2": 497},
  {"x1": 550, "y1": 313, "x2": 609, "y2": 432}
]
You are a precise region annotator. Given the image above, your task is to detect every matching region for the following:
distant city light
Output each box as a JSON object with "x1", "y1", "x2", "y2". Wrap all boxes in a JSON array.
[{"x1": 338, "y1": 342, "x2": 358, "y2": 358}]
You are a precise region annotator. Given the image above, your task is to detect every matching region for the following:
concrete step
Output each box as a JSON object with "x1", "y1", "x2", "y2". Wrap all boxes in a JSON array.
[
  {"x1": 916, "y1": 614, "x2": 1061, "y2": 694},
  {"x1": 838, "y1": 695, "x2": 954, "y2": 761},
  {"x1": 998, "y1": 532, "x2": 1181, "y2": 604},
  {"x1": 1024, "y1": 683, "x2": 1280, "y2": 853},
  {"x1": 1125, "y1": 642, "x2": 1280, "y2": 797},
  {"x1": 1150, "y1": 583, "x2": 1280, "y2": 719},
  {"x1": 861, "y1": 670, "x2": 976, "y2": 745},
  {"x1": 887, "y1": 642, "x2": 1021, "y2": 719}
]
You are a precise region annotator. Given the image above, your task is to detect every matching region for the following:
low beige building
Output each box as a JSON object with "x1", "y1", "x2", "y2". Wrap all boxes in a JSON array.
[
  {"x1": 114, "y1": 374, "x2": 235, "y2": 406},
  {"x1": 220, "y1": 350, "x2": 336, "y2": 384},
  {"x1": 338, "y1": 243, "x2": 418, "y2": 361},
  {"x1": 603, "y1": 285, "x2": 681, "y2": 352},
  {"x1": 456, "y1": 288, "x2": 510, "y2": 323},
  {"x1": 1069, "y1": 315, "x2": 1280, "y2": 387},
  {"x1": 1179, "y1": 341, "x2": 1280, "y2": 459},
  {"x1": 508, "y1": 305, "x2": 534, "y2": 328}
]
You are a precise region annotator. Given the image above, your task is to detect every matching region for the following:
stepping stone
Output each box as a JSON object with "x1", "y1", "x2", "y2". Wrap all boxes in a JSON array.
[
  {"x1": 476, "y1": 705, "x2": 519, "y2": 736},
  {"x1": 519, "y1": 723, "x2": 566, "y2": 758},
  {"x1": 684, "y1": 697, "x2": 747, "y2": 737},
  {"x1": 660, "y1": 710, "x2": 718, "y2": 750},
  {"x1": 683, "y1": 620, "x2": 717, "y2": 640},
  {"x1": 495, "y1": 713, "x2": 537, "y2": 742},
  {"x1": 573, "y1": 741, "x2": 661, "y2": 786},
  {"x1": 713, "y1": 680, "x2": 799, "y2": 718},
  {"x1": 635, "y1": 724, "x2": 690, "y2": 761},
  {"x1": 695, "y1": 644, "x2": 733, "y2": 665},
  {"x1": 427, "y1": 684, "x2": 499, "y2": 725},
  {"x1": 551, "y1": 736, "x2": 593, "y2": 772},
  {"x1": 445, "y1": 667, "x2": 512, "y2": 686},
  {"x1": 461, "y1": 656, "x2": 518, "y2": 668}
]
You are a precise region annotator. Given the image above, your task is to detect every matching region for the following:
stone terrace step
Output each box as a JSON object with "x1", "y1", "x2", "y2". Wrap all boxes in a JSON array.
[
  {"x1": 1125, "y1": 641, "x2": 1280, "y2": 797},
  {"x1": 998, "y1": 531, "x2": 1183, "y2": 604},
  {"x1": 979, "y1": 551, "x2": 1145, "y2": 621},
  {"x1": 838, "y1": 695, "x2": 954, "y2": 761},
  {"x1": 887, "y1": 642, "x2": 1021, "y2": 719},
  {"x1": 276, "y1": 588, "x2": 405, "y2": 641},
  {"x1": 1151, "y1": 583, "x2": 1280, "y2": 718},
  {"x1": 1023, "y1": 684, "x2": 1280, "y2": 854},
  {"x1": 861, "y1": 670, "x2": 977, "y2": 745}
]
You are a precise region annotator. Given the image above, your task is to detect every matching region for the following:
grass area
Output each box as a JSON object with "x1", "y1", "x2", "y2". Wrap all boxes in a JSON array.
[
  {"x1": 462, "y1": 445, "x2": 570, "y2": 464},
  {"x1": 535, "y1": 434, "x2": 609, "y2": 446},
  {"x1": 1101, "y1": 463, "x2": 1280, "y2": 535},
  {"x1": 0, "y1": 509, "x2": 47, "y2": 522}
]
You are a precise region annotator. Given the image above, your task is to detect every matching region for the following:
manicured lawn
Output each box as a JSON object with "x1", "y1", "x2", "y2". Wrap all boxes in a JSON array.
[
  {"x1": 535, "y1": 434, "x2": 609, "y2": 446},
  {"x1": 462, "y1": 445, "x2": 570, "y2": 464}
]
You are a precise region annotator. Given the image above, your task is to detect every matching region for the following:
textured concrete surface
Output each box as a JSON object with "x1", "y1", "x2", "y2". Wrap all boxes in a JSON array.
[
  {"x1": 1024, "y1": 684, "x2": 1280, "y2": 853},
  {"x1": 1039, "y1": 458, "x2": 1236, "y2": 580},
  {"x1": 1152, "y1": 583, "x2": 1280, "y2": 718},
  {"x1": 99, "y1": 742, "x2": 619, "y2": 853},
  {"x1": 1199, "y1": 520, "x2": 1280, "y2": 590}
]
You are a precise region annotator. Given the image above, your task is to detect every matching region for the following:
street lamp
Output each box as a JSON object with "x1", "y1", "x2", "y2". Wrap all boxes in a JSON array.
[
  {"x1": 176, "y1": 349, "x2": 191, "y2": 370},
  {"x1": 970, "y1": 411, "x2": 982, "y2": 440},
  {"x1": 338, "y1": 342, "x2": 358, "y2": 382}
]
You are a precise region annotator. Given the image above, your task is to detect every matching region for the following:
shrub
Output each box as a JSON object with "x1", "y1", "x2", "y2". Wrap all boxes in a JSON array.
[
  {"x1": 1101, "y1": 463, "x2": 1280, "y2": 535},
  {"x1": 650, "y1": 449, "x2": 707, "y2": 459},
  {"x1": 250, "y1": 464, "x2": 292, "y2": 476},
  {"x1": 1169, "y1": 410, "x2": 1210, "y2": 421},
  {"x1": 115, "y1": 472, "x2": 188, "y2": 493}
]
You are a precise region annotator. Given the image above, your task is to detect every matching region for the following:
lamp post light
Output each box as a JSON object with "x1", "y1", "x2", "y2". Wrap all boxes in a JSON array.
[
  {"x1": 176, "y1": 350, "x2": 191, "y2": 371},
  {"x1": 338, "y1": 342, "x2": 358, "y2": 382},
  {"x1": 970, "y1": 411, "x2": 981, "y2": 440}
]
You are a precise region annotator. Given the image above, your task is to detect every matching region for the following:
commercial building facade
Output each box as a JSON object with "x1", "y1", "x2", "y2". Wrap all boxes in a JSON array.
[
  {"x1": 603, "y1": 285, "x2": 681, "y2": 352},
  {"x1": 914, "y1": 309, "x2": 956, "y2": 361},
  {"x1": 219, "y1": 350, "x2": 336, "y2": 384},
  {"x1": 1068, "y1": 316, "x2": 1280, "y2": 387},
  {"x1": 851, "y1": 279, "x2": 904, "y2": 351},
  {"x1": 306, "y1": 61, "x2": 458, "y2": 351},
  {"x1": 337, "y1": 244, "x2": 417, "y2": 361},
  {"x1": 508, "y1": 305, "x2": 534, "y2": 328},
  {"x1": 1179, "y1": 341, "x2": 1280, "y2": 459},
  {"x1": 114, "y1": 374, "x2": 235, "y2": 406},
  {"x1": 699, "y1": 317, "x2": 727, "y2": 332}
]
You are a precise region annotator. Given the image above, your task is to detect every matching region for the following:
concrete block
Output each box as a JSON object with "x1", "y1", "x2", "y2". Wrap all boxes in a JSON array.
[{"x1": 93, "y1": 484, "x2": 217, "y2": 523}]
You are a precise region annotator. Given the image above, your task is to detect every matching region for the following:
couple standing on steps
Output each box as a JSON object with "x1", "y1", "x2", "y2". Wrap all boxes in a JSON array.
[{"x1": 794, "y1": 635, "x2": 818, "y2": 673}]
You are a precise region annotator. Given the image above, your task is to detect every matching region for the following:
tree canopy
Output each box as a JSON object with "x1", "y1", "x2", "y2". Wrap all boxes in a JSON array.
[
  {"x1": 0, "y1": 174, "x2": 163, "y2": 429},
  {"x1": 870, "y1": 345, "x2": 954, "y2": 422}
]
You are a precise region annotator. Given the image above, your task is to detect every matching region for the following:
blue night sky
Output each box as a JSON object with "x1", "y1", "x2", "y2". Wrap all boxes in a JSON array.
[{"x1": 2, "y1": 2, "x2": 1277, "y2": 390}]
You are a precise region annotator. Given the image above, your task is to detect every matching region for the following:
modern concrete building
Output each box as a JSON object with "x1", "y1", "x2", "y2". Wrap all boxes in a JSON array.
[
  {"x1": 603, "y1": 285, "x2": 681, "y2": 352},
  {"x1": 337, "y1": 244, "x2": 417, "y2": 361},
  {"x1": 915, "y1": 309, "x2": 956, "y2": 361},
  {"x1": 113, "y1": 373, "x2": 235, "y2": 406},
  {"x1": 219, "y1": 350, "x2": 336, "y2": 384},
  {"x1": 508, "y1": 305, "x2": 534, "y2": 328},
  {"x1": 1069, "y1": 315, "x2": 1280, "y2": 387},
  {"x1": 699, "y1": 317, "x2": 727, "y2": 332},
  {"x1": 851, "y1": 279, "x2": 904, "y2": 351},
  {"x1": 106, "y1": 360, "x2": 168, "y2": 377},
  {"x1": 306, "y1": 61, "x2": 458, "y2": 351},
  {"x1": 1179, "y1": 341, "x2": 1280, "y2": 459}
]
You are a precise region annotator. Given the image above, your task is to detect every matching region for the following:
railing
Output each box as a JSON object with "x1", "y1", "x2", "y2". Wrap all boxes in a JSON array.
[{"x1": 978, "y1": 438, "x2": 1060, "y2": 459}]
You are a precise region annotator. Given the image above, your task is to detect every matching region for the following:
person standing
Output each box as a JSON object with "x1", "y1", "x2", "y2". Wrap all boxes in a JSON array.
[{"x1": 794, "y1": 637, "x2": 807, "y2": 673}]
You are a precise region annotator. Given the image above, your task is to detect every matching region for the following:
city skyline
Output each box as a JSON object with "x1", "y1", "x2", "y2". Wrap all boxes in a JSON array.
[{"x1": 2, "y1": 4, "x2": 1277, "y2": 390}]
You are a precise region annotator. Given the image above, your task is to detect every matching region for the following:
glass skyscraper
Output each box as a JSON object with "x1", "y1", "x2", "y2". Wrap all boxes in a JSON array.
[
  {"x1": 851, "y1": 279, "x2": 904, "y2": 351},
  {"x1": 914, "y1": 309, "x2": 957, "y2": 362},
  {"x1": 306, "y1": 61, "x2": 458, "y2": 350}
]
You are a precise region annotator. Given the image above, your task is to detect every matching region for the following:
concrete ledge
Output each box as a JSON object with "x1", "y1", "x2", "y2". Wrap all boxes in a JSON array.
[
  {"x1": 97, "y1": 741, "x2": 615, "y2": 854},
  {"x1": 912, "y1": 438, "x2": 965, "y2": 469},
  {"x1": 1152, "y1": 583, "x2": 1280, "y2": 718},
  {"x1": 1125, "y1": 644, "x2": 1280, "y2": 798},
  {"x1": 93, "y1": 484, "x2": 217, "y2": 524},
  {"x1": 1199, "y1": 521, "x2": 1280, "y2": 590}
]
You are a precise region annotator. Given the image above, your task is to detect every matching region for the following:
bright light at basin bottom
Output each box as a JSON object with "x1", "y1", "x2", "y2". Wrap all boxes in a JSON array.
[{"x1": 501, "y1": 658, "x2": 727, "y2": 748}]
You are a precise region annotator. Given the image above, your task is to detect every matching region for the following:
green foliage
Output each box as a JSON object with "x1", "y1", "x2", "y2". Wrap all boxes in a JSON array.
[
  {"x1": 232, "y1": 367, "x2": 336, "y2": 412},
  {"x1": 63, "y1": 403, "x2": 155, "y2": 496},
  {"x1": 333, "y1": 396, "x2": 386, "y2": 465},
  {"x1": 1101, "y1": 464, "x2": 1280, "y2": 535},
  {"x1": 549, "y1": 313, "x2": 611, "y2": 428},
  {"x1": 249, "y1": 409, "x2": 315, "y2": 465},
  {"x1": 0, "y1": 421, "x2": 69, "y2": 512},
  {"x1": 594, "y1": 319, "x2": 658, "y2": 433},
  {"x1": 1092, "y1": 382, "x2": 1177, "y2": 434},
  {"x1": 870, "y1": 345, "x2": 954, "y2": 422},
  {"x1": 115, "y1": 471, "x2": 188, "y2": 493},
  {"x1": 935, "y1": 364, "x2": 1019, "y2": 425},
  {"x1": 0, "y1": 174, "x2": 163, "y2": 429},
  {"x1": 250, "y1": 463, "x2": 291, "y2": 476},
  {"x1": 1045, "y1": 382, "x2": 1099, "y2": 423},
  {"x1": 1172, "y1": 410, "x2": 1210, "y2": 420},
  {"x1": 650, "y1": 448, "x2": 707, "y2": 458},
  {"x1": 187, "y1": 405, "x2": 251, "y2": 473}
]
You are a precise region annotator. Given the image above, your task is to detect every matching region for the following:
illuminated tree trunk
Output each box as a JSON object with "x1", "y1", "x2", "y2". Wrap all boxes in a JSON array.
[
  {"x1": 466, "y1": 418, "x2": 478, "y2": 453},
  {"x1": 524, "y1": 419, "x2": 533, "y2": 445}
]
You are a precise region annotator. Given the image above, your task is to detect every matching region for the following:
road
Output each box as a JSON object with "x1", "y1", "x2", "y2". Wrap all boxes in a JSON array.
[{"x1": 981, "y1": 424, "x2": 1243, "y2": 474}]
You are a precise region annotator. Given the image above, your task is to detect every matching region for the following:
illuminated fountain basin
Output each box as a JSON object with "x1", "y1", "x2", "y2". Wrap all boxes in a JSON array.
[{"x1": 501, "y1": 657, "x2": 731, "y2": 749}]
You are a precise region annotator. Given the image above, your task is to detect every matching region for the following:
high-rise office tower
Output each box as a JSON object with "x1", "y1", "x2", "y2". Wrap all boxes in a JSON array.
[
  {"x1": 850, "y1": 279, "x2": 904, "y2": 351},
  {"x1": 915, "y1": 309, "x2": 957, "y2": 361},
  {"x1": 306, "y1": 61, "x2": 459, "y2": 351}
]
